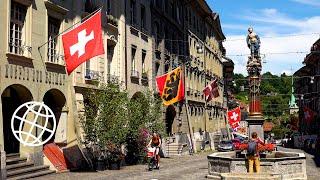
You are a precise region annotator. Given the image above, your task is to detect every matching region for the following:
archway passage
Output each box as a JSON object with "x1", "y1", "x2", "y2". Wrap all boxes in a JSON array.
[
  {"x1": 42, "y1": 89, "x2": 66, "y2": 146},
  {"x1": 1, "y1": 84, "x2": 33, "y2": 154},
  {"x1": 165, "y1": 105, "x2": 176, "y2": 136}
]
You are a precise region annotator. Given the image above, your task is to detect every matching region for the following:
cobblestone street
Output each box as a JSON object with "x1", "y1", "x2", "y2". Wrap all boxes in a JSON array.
[
  {"x1": 33, "y1": 152, "x2": 211, "y2": 180},
  {"x1": 32, "y1": 147, "x2": 320, "y2": 180}
]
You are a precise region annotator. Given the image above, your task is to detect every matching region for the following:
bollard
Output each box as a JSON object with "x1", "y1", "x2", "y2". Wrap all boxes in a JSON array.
[{"x1": 0, "y1": 145, "x2": 7, "y2": 180}]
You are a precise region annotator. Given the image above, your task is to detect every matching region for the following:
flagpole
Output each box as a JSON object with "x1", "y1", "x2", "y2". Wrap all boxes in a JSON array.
[
  {"x1": 183, "y1": 59, "x2": 195, "y2": 154},
  {"x1": 37, "y1": 6, "x2": 103, "y2": 51}
]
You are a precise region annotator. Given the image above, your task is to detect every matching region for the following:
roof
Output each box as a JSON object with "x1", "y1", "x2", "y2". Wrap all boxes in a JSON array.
[
  {"x1": 211, "y1": 13, "x2": 226, "y2": 41},
  {"x1": 293, "y1": 66, "x2": 311, "y2": 77}
]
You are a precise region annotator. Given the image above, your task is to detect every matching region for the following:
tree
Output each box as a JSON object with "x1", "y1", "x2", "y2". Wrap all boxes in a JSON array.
[{"x1": 81, "y1": 83, "x2": 165, "y2": 168}]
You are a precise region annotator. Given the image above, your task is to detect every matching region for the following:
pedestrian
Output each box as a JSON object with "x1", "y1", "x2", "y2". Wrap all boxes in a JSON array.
[
  {"x1": 247, "y1": 132, "x2": 265, "y2": 173},
  {"x1": 147, "y1": 132, "x2": 161, "y2": 168}
]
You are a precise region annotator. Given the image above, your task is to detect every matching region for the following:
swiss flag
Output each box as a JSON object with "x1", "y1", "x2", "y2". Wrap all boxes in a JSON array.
[
  {"x1": 203, "y1": 78, "x2": 219, "y2": 102},
  {"x1": 227, "y1": 107, "x2": 241, "y2": 131},
  {"x1": 62, "y1": 11, "x2": 104, "y2": 75}
]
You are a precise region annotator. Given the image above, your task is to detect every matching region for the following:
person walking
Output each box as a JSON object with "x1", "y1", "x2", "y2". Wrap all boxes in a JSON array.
[
  {"x1": 247, "y1": 132, "x2": 265, "y2": 173},
  {"x1": 147, "y1": 133, "x2": 161, "y2": 168}
]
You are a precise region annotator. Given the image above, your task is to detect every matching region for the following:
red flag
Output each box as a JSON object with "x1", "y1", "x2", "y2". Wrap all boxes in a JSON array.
[
  {"x1": 303, "y1": 107, "x2": 315, "y2": 124},
  {"x1": 228, "y1": 107, "x2": 241, "y2": 131},
  {"x1": 156, "y1": 67, "x2": 184, "y2": 106},
  {"x1": 62, "y1": 11, "x2": 104, "y2": 75},
  {"x1": 203, "y1": 78, "x2": 219, "y2": 102}
]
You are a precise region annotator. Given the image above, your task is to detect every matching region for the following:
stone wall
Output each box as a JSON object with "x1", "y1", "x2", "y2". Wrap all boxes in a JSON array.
[
  {"x1": 207, "y1": 151, "x2": 307, "y2": 180},
  {"x1": 0, "y1": 145, "x2": 6, "y2": 180}
]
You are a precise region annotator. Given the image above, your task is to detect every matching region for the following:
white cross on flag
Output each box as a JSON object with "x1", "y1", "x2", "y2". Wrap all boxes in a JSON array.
[
  {"x1": 203, "y1": 78, "x2": 219, "y2": 102},
  {"x1": 62, "y1": 11, "x2": 104, "y2": 75},
  {"x1": 227, "y1": 107, "x2": 241, "y2": 131}
]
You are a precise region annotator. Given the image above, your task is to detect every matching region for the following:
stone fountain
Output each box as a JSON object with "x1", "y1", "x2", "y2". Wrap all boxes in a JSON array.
[{"x1": 207, "y1": 27, "x2": 307, "y2": 179}]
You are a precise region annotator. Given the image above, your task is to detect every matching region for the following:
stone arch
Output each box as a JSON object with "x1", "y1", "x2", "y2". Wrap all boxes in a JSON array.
[
  {"x1": 42, "y1": 89, "x2": 66, "y2": 146},
  {"x1": 1, "y1": 84, "x2": 33, "y2": 154},
  {"x1": 131, "y1": 91, "x2": 145, "y2": 101},
  {"x1": 165, "y1": 105, "x2": 176, "y2": 136}
]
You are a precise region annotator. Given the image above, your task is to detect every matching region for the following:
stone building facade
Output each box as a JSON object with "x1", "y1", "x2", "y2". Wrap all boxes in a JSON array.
[
  {"x1": 0, "y1": 0, "x2": 228, "y2": 162},
  {"x1": 124, "y1": 0, "x2": 153, "y2": 98},
  {"x1": 150, "y1": 0, "x2": 227, "y2": 151},
  {"x1": 185, "y1": 1, "x2": 226, "y2": 151},
  {"x1": 294, "y1": 38, "x2": 320, "y2": 135},
  {"x1": 0, "y1": 0, "x2": 131, "y2": 165}
]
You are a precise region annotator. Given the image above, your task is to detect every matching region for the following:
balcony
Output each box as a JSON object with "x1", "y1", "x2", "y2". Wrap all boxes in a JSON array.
[
  {"x1": 8, "y1": 40, "x2": 32, "y2": 58},
  {"x1": 107, "y1": 74, "x2": 119, "y2": 84},
  {"x1": 106, "y1": 14, "x2": 118, "y2": 28},
  {"x1": 141, "y1": 72, "x2": 148, "y2": 86},
  {"x1": 130, "y1": 70, "x2": 140, "y2": 84},
  {"x1": 85, "y1": 69, "x2": 104, "y2": 85},
  {"x1": 46, "y1": 52, "x2": 65, "y2": 66},
  {"x1": 84, "y1": 0, "x2": 101, "y2": 13}
]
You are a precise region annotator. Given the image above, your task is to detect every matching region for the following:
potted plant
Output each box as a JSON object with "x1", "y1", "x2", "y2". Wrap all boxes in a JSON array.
[{"x1": 106, "y1": 143, "x2": 124, "y2": 170}]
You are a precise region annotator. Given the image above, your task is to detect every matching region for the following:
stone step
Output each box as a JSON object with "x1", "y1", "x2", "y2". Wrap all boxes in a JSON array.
[
  {"x1": 6, "y1": 161, "x2": 34, "y2": 171},
  {"x1": 6, "y1": 157, "x2": 27, "y2": 165},
  {"x1": 6, "y1": 153, "x2": 20, "y2": 159},
  {"x1": 212, "y1": 173, "x2": 283, "y2": 180},
  {"x1": 7, "y1": 165, "x2": 51, "y2": 178},
  {"x1": 7, "y1": 170, "x2": 56, "y2": 180}
]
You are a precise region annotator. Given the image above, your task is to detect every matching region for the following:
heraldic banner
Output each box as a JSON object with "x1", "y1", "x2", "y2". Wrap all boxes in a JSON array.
[{"x1": 156, "y1": 67, "x2": 184, "y2": 106}]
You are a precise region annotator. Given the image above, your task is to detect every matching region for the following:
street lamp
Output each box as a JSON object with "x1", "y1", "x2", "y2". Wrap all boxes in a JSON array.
[
  {"x1": 196, "y1": 43, "x2": 203, "y2": 54},
  {"x1": 310, "y1": 76, "x2": 314, "y2": 84},
  {"x1": 232, "y1": 80, "x2": 236, "y2": 87}
]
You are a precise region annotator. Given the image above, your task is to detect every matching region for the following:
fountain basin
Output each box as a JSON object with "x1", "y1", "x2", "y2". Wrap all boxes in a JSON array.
[{"x1": 207, "y1": 151, "x2": 307, "y2": 180}]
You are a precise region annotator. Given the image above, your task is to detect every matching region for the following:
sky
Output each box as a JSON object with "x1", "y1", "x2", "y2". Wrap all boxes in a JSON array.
[{"x1": 208, "y1": 0, "x2": 320, "y2": 75}]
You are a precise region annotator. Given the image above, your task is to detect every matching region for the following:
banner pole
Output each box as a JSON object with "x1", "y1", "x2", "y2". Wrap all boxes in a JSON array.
[{"x1": 183, "y1": 61, "x2": 195, "y2": 154}]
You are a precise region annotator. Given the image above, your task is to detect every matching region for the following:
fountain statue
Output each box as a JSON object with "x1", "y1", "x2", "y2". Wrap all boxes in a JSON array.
[
  {"x1": 206, "y1": 27, "x2": 307, "y2": 180},
  {"x1": 246, "y1": 27, "x2": 264, "y2": 140}
]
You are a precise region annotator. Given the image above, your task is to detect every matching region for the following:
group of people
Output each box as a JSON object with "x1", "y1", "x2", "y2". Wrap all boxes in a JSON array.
[{"x1": 147, "y1": 131, "x2": 265, "y2": 173}]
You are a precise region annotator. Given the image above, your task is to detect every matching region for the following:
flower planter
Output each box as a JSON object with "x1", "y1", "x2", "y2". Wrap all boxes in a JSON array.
[
  {"x1": 95, "y1": 159, "x2": 106, "y2": 171},
  {"x1": 108, "y1": 161, "x2": 120, "y2": 170}
]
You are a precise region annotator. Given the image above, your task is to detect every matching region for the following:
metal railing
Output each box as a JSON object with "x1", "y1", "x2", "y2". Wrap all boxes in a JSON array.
[
  {"x1": 131, "y1": 70, "x2": 140, "y2": 78},
  {"x1": 85, "y1": 69, "x2": 104, "y2": 81}
]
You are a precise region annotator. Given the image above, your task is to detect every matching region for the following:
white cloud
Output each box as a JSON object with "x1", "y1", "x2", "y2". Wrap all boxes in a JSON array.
[
  {"x1": 292, "y1": 0, "x2": 320, "y2": 7},
  {"x1": 224, "y1": 9, "x2": 320, "y2": 75}
]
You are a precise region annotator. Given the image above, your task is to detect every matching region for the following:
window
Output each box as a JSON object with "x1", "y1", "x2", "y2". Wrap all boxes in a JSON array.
[
  {"x1": 48, "y1": 17, "x2": 61, "y2": 64},
  {"x1": 176, "y1": 6, "x2": 180, "y2": 23},
  {"x1": 141, "y1": 4, "x2": 146, "y2": 30},
  {"x1": 164, "y1": 62, "x2": 169, "y2": 73},
  {"x1": 130, "y1": 0, "x2": 136, "y2": 25},
  {"x1": 155, "y1": 62, "x2": 160, "y2": 76},
  {"x1": 188, "y1": 9, "x2": 191, "y2": 26},
  {"x1": 142, "y1": 50, "x2": 146, "y2": 73},
  {"x1": 131, "y1": 46, "x2": 136, "y2": 71},
  {"x1": 107, "y1": 0, "x2": 112, "y2": 15},
  {"x1": 170, "y1": 2, "x2": 174, "y2": 18},
  {"x1": 9, "y1": 2, "x2": 27, "y2": 55},
  {"x1": 165, "y1": 0, "x2": 169, "y2": 13},
  {"x1": 193, "y1": 16, "x2": 196, "y2": 29},
  {"x1": 85, "y1": 60, "x2": 90, "y2": 77},
  {"x1": 107, "y1": 46, "x2": 114, "y2": 75}
]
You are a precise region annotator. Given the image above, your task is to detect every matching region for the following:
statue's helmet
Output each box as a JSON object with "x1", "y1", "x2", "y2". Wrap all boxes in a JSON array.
[{"x1": 248, "y1": 27, "x2": 253, "y2": 33}]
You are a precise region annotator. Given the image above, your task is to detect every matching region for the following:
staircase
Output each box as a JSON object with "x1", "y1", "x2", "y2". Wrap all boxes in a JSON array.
[
  {"x1": 6, "y1": 153, "x2": 55, "y2": 180},
  {"x1": 164, "y1": 137, "x2": 188, "y2": 156}
]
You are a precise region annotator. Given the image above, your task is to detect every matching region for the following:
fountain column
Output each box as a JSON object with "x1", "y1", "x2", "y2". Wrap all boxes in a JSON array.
[{"x1": 246, "y1": 56, "x2": 264, "y2": 140}]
